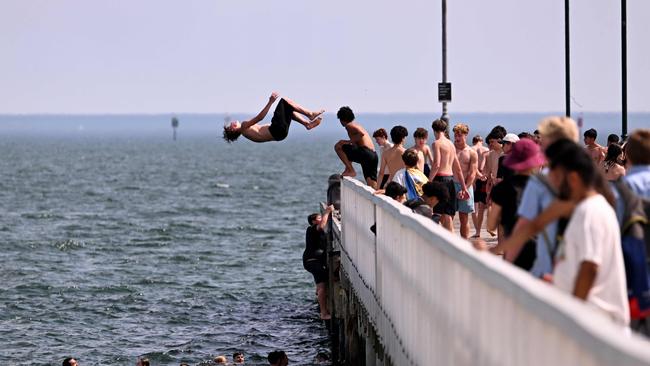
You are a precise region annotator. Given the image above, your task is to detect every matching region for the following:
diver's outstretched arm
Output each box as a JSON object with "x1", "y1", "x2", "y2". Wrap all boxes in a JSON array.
[{"x1": 241, "y1": 92, "x2": 279, "y2": 130}]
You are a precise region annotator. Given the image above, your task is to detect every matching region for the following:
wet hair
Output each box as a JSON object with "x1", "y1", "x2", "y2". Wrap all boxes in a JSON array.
[
  {"x1": 214, "y1": 356, "x2": 227, "y2": 364},
  {"x1": 62, "y1": 358, "x2": 76, "y2": 366},
  {"x1": 547, "y1": 139, "x2": 615, "y2": 206},
  {"x1": 307, "y1": 213, "x2": 320, "y2": 225},
  {"x1": 233, "y1": 352, "x2": 244, "y2": 360},
  {"x1": 431, "y1": 119, "x2": 448, "y2": 132},
  {"x1": 402, "y1": 148, "x2": 420, "y2": 167},
  {"x1": 625, "y1": 129, "x2": 650, "y2": 165},
  {"x1": 268, "y1": 351, "x2": 287, "y2": 364},
  {"x1": 607, "y1": 134, "x2": 620, "y2": 145},
  {"x1": 390, "y1": 125, "x2": 409, "y2": 144},
  {"x1": 180, "y1": 363, "x2": 190, "y2": 366},
  {"x1": 488, "y1": 125, "x2": 507, "y2": 140},
  {"x1": 452, "y1": 123, "x2": 469, "y2": 135},
  {"x1": 372, "y1": 128, "x2": 388, "y2": 139},
  {"x1": 223, "y1": 124, "x2": 241, "y2": 143},
  {"x1": 336, "y1": 106, "x2": 355, "y2": 123},
  {"x1": 534, "y1": 129, "x2": 540, "y2": 135},
  {"x1": 604, "y1": 144, "x2": 622, "y2": 164},
  {"x1": 472, "y1": 135, "x2": 483, "y2": 144},
  {"x1": 537, "y1": 116, "x2": 579, "y2": 143},
  {"x1": 518, "y1": 132, "x2": 533, "y2": 140},
  {"x1": 421, "y1": 181, "x2": 449, "y2": 202},
  {"x1": 583, "y1": 128, "x2": 598, "y2": 139},
  {"x1": 385, "y1": 181, "x2": 407, "y2": 200},
  {"x1": 413, "y1": 127, "x2": 428, "y2": 139},
  {"x1": 140, "y1": 359, "x2": 150, "y2": 366}
]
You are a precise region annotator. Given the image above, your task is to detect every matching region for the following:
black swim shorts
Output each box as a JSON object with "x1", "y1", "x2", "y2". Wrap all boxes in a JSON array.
[
  {"x1": 474, "y1": 180, "x2": 487, "y2": 204},
  {"x1": 268, "y1": 99, "x2": 295, "y2": 141},
  {"x1": 342, "y1": 144, "x2": 378, "y2": 182},
  {"x1": 432, "y1": 175, "x2": 457, "y2": 216},
  {"x1": 303, "y1": 259, "x2": 328, "y2": 284}
]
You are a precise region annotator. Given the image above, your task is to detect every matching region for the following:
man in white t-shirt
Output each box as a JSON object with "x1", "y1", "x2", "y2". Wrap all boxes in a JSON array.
[{"x1": 547, "y1": 140, "x2": 629, "y2": 325}]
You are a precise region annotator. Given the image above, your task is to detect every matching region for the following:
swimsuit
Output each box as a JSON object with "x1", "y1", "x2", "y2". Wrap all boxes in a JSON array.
[
  {"x1": 474, "y1": 180, "x2": 487, "y2": 204},
  {"x1": 432, "y1": 175, "x2": 457, "y2": 216},
  {"x1": 268, "y1": 99, "x2": 295, "y2": 141},
  {"x1": 454, "y1": 181, "x2": 475, "y2": 214},
  {"x1": 342, "y1": 144, "x2": 378, "y2": 182}
]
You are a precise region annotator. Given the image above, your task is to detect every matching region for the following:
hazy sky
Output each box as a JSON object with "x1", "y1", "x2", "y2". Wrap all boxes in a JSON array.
[{"x1": 1, "y1": 0, "x2": 648, "y2": 114}]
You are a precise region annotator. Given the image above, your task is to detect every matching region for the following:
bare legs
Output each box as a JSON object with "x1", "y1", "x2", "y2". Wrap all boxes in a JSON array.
[
  {"x1": 334, "y1": 140, "x2": 357, "y2": 177},
  {"x1": 458, "y1": 212, "x2": 470, "y2": 239},
  {"x1": 441, "y1": 215, "x2": 454, "y2": 233},
  {"x1": 472, "y1": 202, "x2": 486, "y2": 238},
  {"x1": 282, "y1": 97, "x2": 324, "y2": 121},
  {"x1": 316, "y1": 282, "x2": 331, "y2": 320},
  {"x1": 291, "y1": 112, "x2": 321, "y2": 130}
]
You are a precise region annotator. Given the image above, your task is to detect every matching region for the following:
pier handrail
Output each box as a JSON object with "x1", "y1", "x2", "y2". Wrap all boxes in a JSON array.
[{"x1": 339, "y1": 177, "x2": 650, "y2": 366}]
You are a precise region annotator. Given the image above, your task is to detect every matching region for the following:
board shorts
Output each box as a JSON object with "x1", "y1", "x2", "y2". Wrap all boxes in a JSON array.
[
  {"x1": 474, "y1": 180, "x2": 487, "y2": 204},
  {"x1": 423, "y1": 163, "x2": 431, "y2": 179},
  {"x1": 432, "y1": 175, "x2": 457, "y2": 216},
  {"x1": 454, "y1": 181, "x2": 475, "y2": 214},
  {"x1": 303, "y1": 259, "x2": 328, "y2": 284},
  {"x1": 268, "y1": 98, "x2": 295, "y2": 141},
  {"x1": 342, "y1": 144, "x2": 378, "y2": 182}
]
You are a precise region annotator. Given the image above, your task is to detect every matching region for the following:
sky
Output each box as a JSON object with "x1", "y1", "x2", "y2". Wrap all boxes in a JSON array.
[{"x1": 0, "y1": 0, "x2": 648, "y2": 114}]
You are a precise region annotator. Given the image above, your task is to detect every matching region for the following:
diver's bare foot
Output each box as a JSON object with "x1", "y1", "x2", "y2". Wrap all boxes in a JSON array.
[
  {"x1": 487, "y1": 230, "x2": 496, "y2": 237},
  {"x1": 342, "y1": 169, "x2": 356, "y2": 177},
  {"x1": 470, "y1": 234, "x2": 480, "y2": 239},
  {"x1": 306, "y1": 117, "x2": 322, "y2": 130},
  {"x1": 309, "y1": 109, "x2": 325, "y2": 121},
  {"x1": 320, "y1": 313, "x2": 332, "y2": 320}
]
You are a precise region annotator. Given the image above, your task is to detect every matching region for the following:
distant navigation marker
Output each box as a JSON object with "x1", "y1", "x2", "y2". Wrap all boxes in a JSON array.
[{"x1": 171, "y1": 116, "x2": 179, "y2": 141}]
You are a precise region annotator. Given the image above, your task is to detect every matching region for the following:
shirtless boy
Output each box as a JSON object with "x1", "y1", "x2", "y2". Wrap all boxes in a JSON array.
[
  {"x1": 222, "y1": 92, "x2": 324, "y2": 143},
  {"x1": 583, "y1": 128, "x2": 605, "y2": 164},
  {"x1": 411, "y1": 128, "x2": 435, "y2": 177},
  {"x1": 377, "y1": 125, "x2": 408, "y2": 189},
  {"x1": 334, "y1": 106, "x2": 379, "y2": 188},
  {"x1": 482, "y1": 132, "x2": 503, "y2": 236},
  {"x1": 471, "y1": 135, "x2": 489, "y2": 237},
  {"x1": 429, "y1": 119, "x2": 469, "y2": 233},
  {"x1": 453, "y1": 124, "x2": 478, "y2": 239}
]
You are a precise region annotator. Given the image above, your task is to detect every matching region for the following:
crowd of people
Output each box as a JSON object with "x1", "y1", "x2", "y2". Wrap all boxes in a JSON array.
[
  {"x1": 327, "y1": 107, "x2": 650, "y2": 329},
  {"x1": 61, "y1": 350, "x2": 290, "y2": 366}
]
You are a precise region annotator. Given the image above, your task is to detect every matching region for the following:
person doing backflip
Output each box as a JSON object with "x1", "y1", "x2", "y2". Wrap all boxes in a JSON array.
[{"x1": 222, "y1": 92, "x2": 324, "y2": 143}]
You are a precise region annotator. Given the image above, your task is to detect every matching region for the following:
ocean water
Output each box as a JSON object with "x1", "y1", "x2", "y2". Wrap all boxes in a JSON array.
[
  {"x1": 1, "y1": 112, "x2": 648, "y2": 365},
  {"x1": 0, "y1": 134, "x2": 339, "y2": 365}
]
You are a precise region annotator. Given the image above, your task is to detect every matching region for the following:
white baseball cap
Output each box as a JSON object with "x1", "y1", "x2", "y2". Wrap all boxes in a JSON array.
[{"x1": 500, "y1": 133, "x2": 520, "y2": 144}]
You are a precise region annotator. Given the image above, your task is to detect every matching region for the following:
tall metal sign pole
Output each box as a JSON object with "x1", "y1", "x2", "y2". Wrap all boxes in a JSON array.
[
  {"x1": 565, "y1": 0, "x2": 571, "y2": 118},
  {"x1": 621, "y1": 0, "x2": 628, "y2": 139},
  {"x1": 440, "y1": 0, "x2": 450, "y2": 122}
]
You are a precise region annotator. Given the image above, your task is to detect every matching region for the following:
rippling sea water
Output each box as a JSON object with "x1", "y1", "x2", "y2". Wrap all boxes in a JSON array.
[{"x1": 0, "y1": 134, "x2": 340, "y2": 365}]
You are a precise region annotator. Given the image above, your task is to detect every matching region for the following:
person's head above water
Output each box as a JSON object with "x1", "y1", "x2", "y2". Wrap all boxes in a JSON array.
[
  {"x1": 337, "y1": 106, "x2": 355, "y2": 125},
  {"x1": 223, "y1": 120, "x2": 242, "y2": 143},
  {"x1": 233, "y1": 352, "x2": 245, "y2": 364},
  {"x1": 268, "y1": 351, "x2": 288, "y2": 366}
]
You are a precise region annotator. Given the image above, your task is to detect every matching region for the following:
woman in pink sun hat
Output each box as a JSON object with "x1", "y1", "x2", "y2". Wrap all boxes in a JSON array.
[{"x1": 487, "y1": 138, "x2": 546, "y2": 270}]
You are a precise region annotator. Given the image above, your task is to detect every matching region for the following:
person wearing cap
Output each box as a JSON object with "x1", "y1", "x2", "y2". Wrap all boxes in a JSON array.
[
  {"x1": 482, "y1": 116, "x2": 580, "y2": 279},
  {"x1": 487, "y1": 138, "x2": 546, "y2": 270},
  {"x1": 496, "y1": 133, "x2": 520, "y2": 182}
]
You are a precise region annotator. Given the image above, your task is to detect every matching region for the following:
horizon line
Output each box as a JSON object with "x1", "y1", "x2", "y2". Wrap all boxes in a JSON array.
[{"x1": 1, "y1": 110, "x2": 649, "y2": 117}]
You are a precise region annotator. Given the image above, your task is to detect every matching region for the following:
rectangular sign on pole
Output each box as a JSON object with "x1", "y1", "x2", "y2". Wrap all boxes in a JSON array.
[{"x1": 438, "y1": 82, "x2": 452, "y2": 102}]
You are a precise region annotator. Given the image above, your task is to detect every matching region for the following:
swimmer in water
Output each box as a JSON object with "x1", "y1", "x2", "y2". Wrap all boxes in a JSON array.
[{"x1": 222, "y1": 92, "x2": 324, "y2": 143}]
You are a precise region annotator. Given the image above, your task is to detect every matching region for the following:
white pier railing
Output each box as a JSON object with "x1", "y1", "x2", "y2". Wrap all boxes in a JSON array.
[{"x1": 339, "y1": 177, "x2": 650, "y2": 366}]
